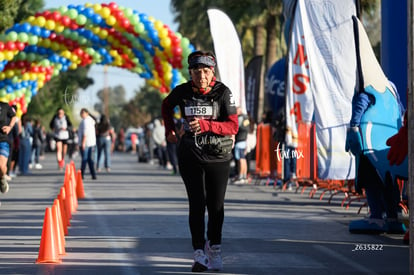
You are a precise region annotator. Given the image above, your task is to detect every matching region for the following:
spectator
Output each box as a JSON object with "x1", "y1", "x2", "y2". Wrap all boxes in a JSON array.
[
  {"x1": 0, "y1": 102, "x2": 17, "y2": 193},
  {"x1": 232, "y1": 107, "x2": 250, "y2": 184},
  {"x1": 78, "y1": 108, "x2": 97, "y2": 180},
  {"x1": 96, "y1": 114, "x2": 112, "y2": 172},
  {"x1": 50, "y1": 108, "x2": 72, "y2": 170},
  {"x1": 18, "y1": 114, "x2": 32, "y2": 175},
  {"x1": 116, "y1": 127, "x2": 125, "y2": 152},
  {"x1": 152, "y1": 118, "x2": 167, "y2": 168},
  {"x1": 7, "y1": 108, "x2": 20, "y2": 179},
  {"x1": 31, "y1": 119, "x2": 43, "y2": 169}
]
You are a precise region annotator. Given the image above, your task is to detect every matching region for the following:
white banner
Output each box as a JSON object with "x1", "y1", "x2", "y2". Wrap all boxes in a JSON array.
[
  {"x1": 207, "y1": 9, "x2": 246, "y2": 113},
  {"x1": 286, "y1": 0, "x2": 357, "y2": 179}
]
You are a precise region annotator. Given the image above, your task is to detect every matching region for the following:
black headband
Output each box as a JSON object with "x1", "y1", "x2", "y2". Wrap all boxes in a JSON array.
[{"x1": 188, "y1": 55, "x2": 216, "y2": 69}]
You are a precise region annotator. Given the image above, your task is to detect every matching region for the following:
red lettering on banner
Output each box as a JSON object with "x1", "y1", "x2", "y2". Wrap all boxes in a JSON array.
[
  {"x1": 293, "y1": 44, "x2": 308, "y2": 66},
  {"x1": 292, "y1": 73, "x2": 310, "y2": 95},
  {"x1": 290, "y1": 102, "x2": 302, "y2": 123}
]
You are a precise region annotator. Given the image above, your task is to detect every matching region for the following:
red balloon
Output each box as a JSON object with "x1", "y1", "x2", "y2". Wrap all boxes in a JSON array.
[
  {"x1": 172, "y1": 46, "x2": 182, "y2": 56},
  {"x1": 69, "y1": 22, "x2": 79, "y2": 30},
  {"x1": 51, "y1": 11, "x2": 62, "y2": 22},
  {"x1": 121, "y1": 18, "x2": 130, "y2": 29},
  {"x1": 61, "y1": 16, "x2": 71, "y2": 27},
  {"x1": 5, "y1": 41, "x2": 16, "y2": 51},
  {"x1": 108, "y1": 2, "x2": 118, "y2": 10},
  {"x1": 0, "y1": 42, "x2": 4, "y2": 51},
  {"x1": 16, "y1": 42, "x2": 26, "y2": 51}
]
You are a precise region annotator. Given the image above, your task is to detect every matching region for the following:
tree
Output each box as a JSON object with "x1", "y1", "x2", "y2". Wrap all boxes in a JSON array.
[
  {"x1": 93, "y1": 85, "x2": 127, "y2": 131},
  {"x1": 0, "y1": 0, "x2": 44, "y2": 33},
  {"x1": 119, "y1": 84, "x2": 164, "y2": 129}
]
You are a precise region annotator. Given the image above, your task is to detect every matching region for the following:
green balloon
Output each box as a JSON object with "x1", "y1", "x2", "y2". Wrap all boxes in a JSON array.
[
  {"x1": 62, "y1": 29, "x2": 71, "y2": 37},
  {"x1": 124, "y1": 8, "x2": 133, "y2": 18},
  {"x1": 76, "y1": 14, "x2": 87, "y2": 25},
  {"x1": 0, "y1": 90, "x2": 6, "y2": 98},
  {"x1": 58, "y1": 6, "x2": 68, "y2": 14},
  {"x1": 70, "y1": 31, "x2": 79, "y2": 41},
  {"x1": 27, "y1": 53, "x2": 36, "y2": 62},
  {"x1": 181, "y1": 38, "x2": 190, "y2": 48},
  {"x1": 78, "y1": 37, "x2": 87, "y2": 45},
  {"x1": 17, "y1": 52, "x2": 26, "y2": 60},
  {"x1": 7, "y1": 31, "x2": 18, "y2": 42},
  {"x1": 28, "y1": 35, "x2": 38, "y2": 45},
  {"x1": 67, "y1": 9, "x2": 78, "y2": 20},
  {"x1": 18, "y1": 32, "x2": 29, "y2": 43},
  {"x1": 40, "y1": 59, "x2": 50, "y2": 67},
  {"x1": 134, "y1": 23, "x2": 145, "y2": 34}
]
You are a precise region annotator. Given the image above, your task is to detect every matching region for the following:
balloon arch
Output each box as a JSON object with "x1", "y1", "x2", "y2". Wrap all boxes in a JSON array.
[{"x1": 0, "y1": 2, "x2": 194, "y2": 117}]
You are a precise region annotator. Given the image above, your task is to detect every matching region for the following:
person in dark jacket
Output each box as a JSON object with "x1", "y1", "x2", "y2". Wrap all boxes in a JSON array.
[{"x1": 162, "y1": 50, "x2": 238, "y2": 272}]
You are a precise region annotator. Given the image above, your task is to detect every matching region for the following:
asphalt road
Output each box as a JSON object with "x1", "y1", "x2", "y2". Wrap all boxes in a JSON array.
[{"x1": 0, "y1": 151, "x2": 409, "y2": 275}]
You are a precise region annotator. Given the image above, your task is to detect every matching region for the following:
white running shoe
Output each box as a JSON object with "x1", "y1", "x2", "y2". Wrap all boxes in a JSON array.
[
  {"x1": 192, "y1": 249, "x2": 209, "y2": 272},
  {"x1": 205, "y1": 241, "x2": 223, "y2": 271},
  {"x1": 0, "y1": 176, "x2": 9, "y2": 193},
  {"x1": 35, "y1": 163, "x2": 43, "y2": 169}
]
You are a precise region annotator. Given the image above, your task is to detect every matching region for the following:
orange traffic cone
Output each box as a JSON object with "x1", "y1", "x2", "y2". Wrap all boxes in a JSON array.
[
  {"x1": 64, "y1": 169, "x2": 76, "y2": 214},
  {"x1": 70, "y1": 166, "x2": 79, "y2": 210},
  {"x1": 76, "y1": 170, "x2": 85, "y2": 199},
  {"x1": 57, "y1": 192, "x2": 69, "y2": 234},
  {"x1": 61, "y1": 186, "x2": 72, "y2": 221},
  {"x1": 36, "y1": 207, "x2": 61, "y2": 264},
  {"x1": 52, "y1": 200, "x2": 66, "y2": 256}
]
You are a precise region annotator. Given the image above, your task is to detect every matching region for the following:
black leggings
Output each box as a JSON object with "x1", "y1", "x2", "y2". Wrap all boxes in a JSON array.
[{"x1": 179, "y1": 158, "x2": 230, "y2": 250}]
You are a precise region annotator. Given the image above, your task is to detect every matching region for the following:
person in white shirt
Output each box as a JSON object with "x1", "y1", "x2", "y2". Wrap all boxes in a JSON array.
[{"x1": 78, "y1": 108, "x2": 97, "y2": 180}]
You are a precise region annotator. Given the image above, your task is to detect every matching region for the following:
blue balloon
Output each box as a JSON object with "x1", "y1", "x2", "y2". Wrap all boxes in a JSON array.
[
  {"x1": 41, "y1": 28, "x2": 51, "y2": 38},
  {"x1": 82, "y1": 7, "x2": 95, "y2": 18},
  {"x1": 91, "y1": 14, "x2": 102, "y2": 25},
  {"x1": 31, "y1": 26, "x2": 41, "y2": 36},
  {"x1": 21, "y1": 23, "x2": 32, "y2": 33}
]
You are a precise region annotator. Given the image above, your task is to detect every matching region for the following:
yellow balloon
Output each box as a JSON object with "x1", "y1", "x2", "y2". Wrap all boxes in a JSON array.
[
  {"x1": 45, "y1": 20, "x2": 56, "y2": 30},
  {"x1": 22, "y1": 73, "x2": 30, "y2": 81},
  {"x1": 70, "y1": 55, "x2": 78, "y2": 62},
  {"x1": 36, "y1": 16, "x2": 46, "y2": 27},
  {"x1": 160, "y1": 37, "x2": 171, "y2": 48},
  {"x1": 159, "y1": 28, "x2": 168, "y2": 39},
  {"x1": 42, "y1": 39, "x2": 51, "y2": 48},
  {"x1": 0, "y1": 52, "x2": 4, "y2": 61},
  {"x1": 16, "y1": 109, "x2": 22, "y2": 118},
  {"x1": 55, "y1": 25, "x2": 64, "y2": 33},
  {"x1": 30, "y1": 73, "x2": 37, "y2": 81},
  {"x1": 99, "y1": 29, "x2": 108, "y2": 39},
  {"x1": 100, "y1": 7, "x2": 111, "y2": 18},
  {"x1": 106, "y1": 15, "x2": 116, "y2": 26},
  {"x1": 93, "y1": 3, "x2": 102, "y2": 12},
  {"x1": 0, "y1": 72, "x2": 5, "y2": 80},
  {"x1": 69, "y1": 63, "x2": 78, "y2": 70},
  {"x1": 5, "y1": 51, "x2": 14, "y2": 61},
  {"x1": 26, "y1": 16, "x2": 35, "y2": 23},
  {"x1": 109, "y1": 49, "x2": 118, "y2": 57},
  {"x1": 154, "y1": 20, "x2": 163, "y2": 30},
  {"x1": 6, "y1": 70, "x2": 15, "y2": 78},
  {"x1": 91, "y1": 27, "x2": 100, "y2": 34},
  {"x1": 62, "y1": 50, "x2": 71, "y2": 59},
  {"x1": 51, "y1": 42, "x2": 60, "y2": 51},
  {"x1": 165, "y1": 71, "x2": 173, "y2": 82}
]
